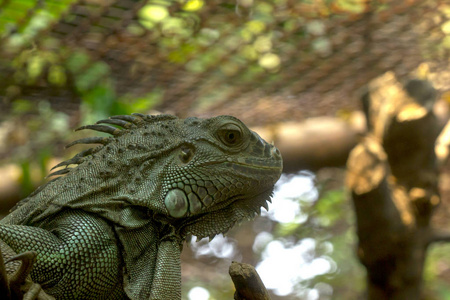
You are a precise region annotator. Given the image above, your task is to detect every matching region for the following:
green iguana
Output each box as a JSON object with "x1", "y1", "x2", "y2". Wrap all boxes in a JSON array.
[{"x1": 0, "y1": 113, "x2": 283, "y2": 299}]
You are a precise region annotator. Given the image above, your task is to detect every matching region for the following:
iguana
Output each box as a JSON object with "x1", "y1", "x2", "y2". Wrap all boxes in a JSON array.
[{"x1": 0, "y1": 113, "x2": 283, "y2": 299}]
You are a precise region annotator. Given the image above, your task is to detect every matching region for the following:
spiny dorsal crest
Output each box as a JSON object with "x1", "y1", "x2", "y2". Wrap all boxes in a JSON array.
[{"x1": 48, "y1": 113, "x2": 177, "y2": 178}]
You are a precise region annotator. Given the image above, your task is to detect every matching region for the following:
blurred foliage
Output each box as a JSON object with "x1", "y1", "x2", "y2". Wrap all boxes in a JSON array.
[
  {"x1": 3, "y1": 0, "x2": 440, "y2": 120},
  {"x1": 1, "y1": 100, "x2": 69, "y2": 196},
  {"x1": 424, "y1": 244, "x2": 450, "y2": 300},
  {"x1": 1, "y1": 0, "x2": 74, "y2": 49}
]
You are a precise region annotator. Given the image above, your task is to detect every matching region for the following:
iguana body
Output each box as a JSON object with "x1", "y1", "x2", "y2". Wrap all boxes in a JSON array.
[{"x1": 0, "y1": 114, "x2": 282, "y2": 299}]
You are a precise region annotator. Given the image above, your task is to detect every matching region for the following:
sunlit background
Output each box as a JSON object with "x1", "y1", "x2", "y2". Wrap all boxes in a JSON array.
[{"x1": 181, "y1": 170, "x2": 365, "y2": 300}]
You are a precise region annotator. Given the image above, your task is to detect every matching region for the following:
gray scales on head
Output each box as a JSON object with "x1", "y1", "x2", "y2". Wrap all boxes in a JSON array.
[{"x1": 0, "y1": 113, "x2": 283, "y2": 299}]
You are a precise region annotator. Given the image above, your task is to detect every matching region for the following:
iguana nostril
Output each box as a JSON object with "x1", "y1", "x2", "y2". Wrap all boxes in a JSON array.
[{"x1": 271, "y1": 147, "x2": 281, "y2": 159}]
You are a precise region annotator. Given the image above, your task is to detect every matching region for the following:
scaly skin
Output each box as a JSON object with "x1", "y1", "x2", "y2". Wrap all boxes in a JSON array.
[{"x1": 0, "y1": 114, "x2": 282, "y2": 299}]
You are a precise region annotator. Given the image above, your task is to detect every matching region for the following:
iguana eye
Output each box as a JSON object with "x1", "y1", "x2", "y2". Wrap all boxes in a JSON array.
[{"x1": 218, "y1": 124, "x2": 242, "y2": 146}]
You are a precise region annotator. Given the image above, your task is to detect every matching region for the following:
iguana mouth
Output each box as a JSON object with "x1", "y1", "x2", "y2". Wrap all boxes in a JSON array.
[
  {"x1": 228, "y1": 161, "x2": 282, "y2": 170},
  {"x1": 198, "y1": 140, "x2": 282, "y2": 172},
  {"x1": 199, "y1": 159, "x2": 282, "y2": 171}
]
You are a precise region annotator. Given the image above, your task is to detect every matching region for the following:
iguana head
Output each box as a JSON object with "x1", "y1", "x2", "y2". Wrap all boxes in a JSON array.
[
  {"x1": 14, "y1": 114, "x2": 282, "y2": 239},
  {"x1": 154, "y1": 115, "x2": 283, "y2": 238}
]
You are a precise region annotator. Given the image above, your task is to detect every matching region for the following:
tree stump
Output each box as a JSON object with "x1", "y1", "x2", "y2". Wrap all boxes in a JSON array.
[{"x1": 346, "y1": 72, "x2": 444, "y2": 299}]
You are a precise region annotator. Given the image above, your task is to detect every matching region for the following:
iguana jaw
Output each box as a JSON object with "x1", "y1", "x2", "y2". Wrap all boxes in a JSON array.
[
  {"x1": 162, "y1": 158, "x2": 281, "y2": 220},
  {"x1": 178, "y1": 188, "x2": 275, "y2": 239}
]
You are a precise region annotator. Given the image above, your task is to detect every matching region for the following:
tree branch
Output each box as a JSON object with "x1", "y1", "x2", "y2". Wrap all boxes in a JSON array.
[
  {"x1": 428, "y1": 230, "x2": 450, "y2": 245},
  {"x1": 229, "y1": 261, "x2": 271, "y2": 300}
]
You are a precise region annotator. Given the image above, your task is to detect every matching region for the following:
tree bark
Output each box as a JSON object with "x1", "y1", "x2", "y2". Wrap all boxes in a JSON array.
[
  {"x1": 229, "y1": 261, "x2": 271, "y2": 300},
  {"x1": 346, "y1": 73, "x2": 443, "y2": 299},
  {"x1": 253, "y1": 116, "x2": 362, "y2": 173}
]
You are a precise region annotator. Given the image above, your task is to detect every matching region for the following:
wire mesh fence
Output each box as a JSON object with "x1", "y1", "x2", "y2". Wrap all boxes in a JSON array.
[{"x1": 1, "y1": 0, "x2": 448, "y2": 125}]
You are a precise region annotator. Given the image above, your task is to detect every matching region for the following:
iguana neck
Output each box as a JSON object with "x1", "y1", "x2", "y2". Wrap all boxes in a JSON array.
[{"x1": 3, "y1": 167, "x2": 184, "y2": 300}]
